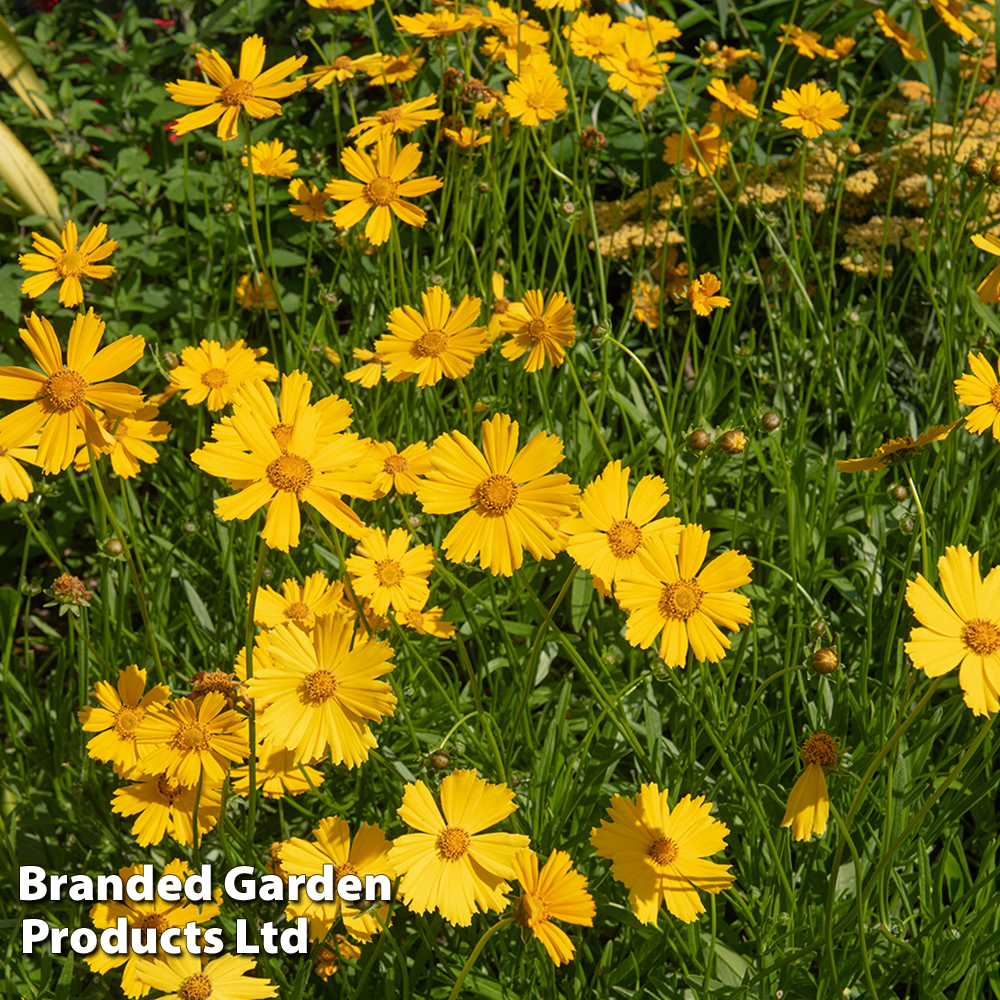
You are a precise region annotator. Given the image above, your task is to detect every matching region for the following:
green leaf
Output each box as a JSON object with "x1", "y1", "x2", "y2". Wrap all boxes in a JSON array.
[
  {"x1": 181, "y1": 578, "x2": 215, "y2": 635},
  {"x1": 61, "y1": 168, "x2": 107, "y2": 208}
]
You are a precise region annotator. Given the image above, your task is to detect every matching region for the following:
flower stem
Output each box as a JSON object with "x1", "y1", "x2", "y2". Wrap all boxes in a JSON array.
[
  {"x1": 243, "y1": 535, "x2": 267, "y2": 864},
  {"x1": 446, "y1": 919, "x2": 512, "y2": 1000}
]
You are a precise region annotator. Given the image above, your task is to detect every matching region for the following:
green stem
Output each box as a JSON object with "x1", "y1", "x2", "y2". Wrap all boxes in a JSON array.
[{"x1": 446, "y1": 919, "x2": 512, "y2": 1000}]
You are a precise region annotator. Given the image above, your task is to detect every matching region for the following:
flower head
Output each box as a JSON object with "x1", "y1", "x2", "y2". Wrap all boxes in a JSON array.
[
  {"x1": 565, "y1": 14, "x2": 625, "y2": 59},
  {"x1": 0, "y1": 412, "x2": 40, "y2": 501},
  {"x1": 365, "y1": 52, "x2": 425, "y2": 86},
  {"x1": 231, "y1": 741, "x2": 325, "y2": 798},
  {"x1": 395, "y1": 10, "x2": 475, "y2": 36},
  {"x1": 166, "y1": 35, "x2": 307, "y2": 141},
  {"x1": 346, "y1": 95, "x2": 444, "y2": 148},
  {"x1": 235, "y1": 272, "x2": 279, "y2": 309},
  {"x1": 252, "y1": 571, "x2": 346, "y2": 630},
  {"x1": 971, "y1": 233, "x2": 1000, "y2": 304},
  {"x1": 598, "y1": 33, "x2": 674, "y2": 110},
  {"x1": 169, "y1": 339, "x2": 278, "y2": 410},
  {"x1": 835, "y1": 421, "x2": 959, "y2": 471},
  {"x1": 663, "y1": 124, "x2": 729, "y2": 177},
  {"x1": 371, "y1": 439, "x2": 433, "y2": 496},
  {"x1": 590, "y1": 784, "x2": 734, "y2": 924},
  {"x1": 73, "y1": 405, "x2": 171, "y2": 479},
  {"x1": 499, "y1": 290, "x2": 577, "y2": 371},
  {"x1": 781, "y1": 731, "x2": 842, "y2": 840},
  {"x1": 706, "y1": 76, "x2": 758, "y2": 121},
  {"x1": 19, "y1": 220, "x2": 117, "y2": 307},
  {"x1": 772, "y1": 82, "x2": 850, "y2": 138},
  {"x1": 346, "y1": 527, "x2": 435, "y2": 615},
  {"x1": 504, "y1": 67, "x2": 568, "y2": 126},
  {"x1": 389, "y1": 769, "x2": 530, "y2": 926},
  {"x1": 393, "y1": 605, "x2": 455, "y2": 637},
  {"x1": 308, "y1": 53, "x2": 381, "y2": 89},
  {"x1": 687, "y1": 272, "x2": 731, "y2": 315},
  {"x1": 111, "y1": 772, "x2": 222, "y2": 847},
  {"x1": 905, "y1": 545, "x2": 1000, "y2": 716},
  {"x1": 136, "y1": 953, "x2": 275, "y2": 1000},
  {"x1": 242, "y1": 138, "x2": 298, "y2": 178},
  {"x1": 288, "y1": 179, "x2": 332, "y2": 222},
  {"x1": 874, "y1": 10, "x2": 927, "y2": 61},
  {"x1": 955, "y1": 351, "x2": 1000, "y2": 439}
]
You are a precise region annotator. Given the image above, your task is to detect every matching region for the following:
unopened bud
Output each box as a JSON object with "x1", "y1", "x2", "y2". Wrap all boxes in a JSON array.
[
  {"x1": 427, "y1": 749, "x2": 451, "y2": 769},
  {"x1": 720, "y1": 429, "x2": 747, "y2": 455},
  {"x1": 967, "y1": 155, "x2": 987, "y2": 178},
  {"x1": 105, "y1": 538, "x2": 123, "y2": 555},
  {"x1": 761, "y1": 411, "x2": 781, "y2": 431},
  {"x1": 890, "y1": 484, "x2": 908, "y2": 502},
  {"x1": 688, "y1": 429, "x2": 711, "y2": 451},
  {"x1": 812, "y1": 647, "x2": 839, "y2": 674}
]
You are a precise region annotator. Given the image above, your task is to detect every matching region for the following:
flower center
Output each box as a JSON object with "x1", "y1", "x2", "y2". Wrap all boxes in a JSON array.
[
  {"x1": 172, "y1": 723, "x2": 211, "y2": 752},
  {"x1": 960, "y1": 618, "x2": 1000, "y2": 656},
  {"x1": 492, "y1": 297, "x2": 510, "y2": 315},
  {"x1": 377, "y1": 107, "x2": 403, "y2": 124},
  {"x1": 512, "y1": 891, "x2": 549, "y2": 926},
  {"x1": 607, "y1": 519, "x2": 643, "y2": 558},
  {"x1": 991, "y1": 384, "x2": 1000, "y2": 410},
  {"x1": 335, "y1": 862, "x2": 360, "y2": 881},
  {"x1": 156, "y1": 774, "x2": 181, "y2": 801},
  {"x1": 526, "y1": 92, "x2": 545, "y2": 109},
  {"x1": 428, "y1": 19, "x2": 449, "y2": 31},
  {"x1": 800, "y1": 731, "x2": 840, "y2": 766},
  {"x1": 266, "y1": 453, "x2": 314, "y2": 493},
  {"x1": 436, "y1": 826, "x2": 471, "y2": 859},
  {"x1": 475, "y1": 473, "x2": 519, "y2": 514},
  {"x1": 285, "y1": 601, "x2": 311, "y2": 619},
  {"x1": 333, "y1": 56, "x2": 352, "y2": 70},
  {"x1": 113, "y1": 706, "x2": 143, "y2": 737},
  {"x1": 657, "y1": 579, "x2": 704, "y2": 620},
  {"x1": 137, "y1": 912, "x2": 169, "y2": 934},
  {"x1": 220, "y1": 78, "x2": 254, "y2": 108},
  {"x1": 374, "y1": 559, "x2": 404, "y2": 586},
  {"x1": 55, "y1": 249, "x2": 87, "y2": 277},
  {"x1": 415, "y1": 329, "x2": 449, "y2": 356},
  {"x1": 271, "y1": 422, "x2": 293, "y2": 449},
  {"x1": 200, "y1": 368, "x2": 228, "y2": 389},
  {"x1": 798, "y1": 103, "x2": 820, "y2": 120},
  {"x1": 626, "y1": 57, "x2": 643, "y2": 73},
  {"x1": 586, "y1": 34, "x2": 603, "y2": 47},
  {"x1": 178, "y1": 973, "x2": 213, "y2": 1000},
  {"x1": 526, "y1": 318, "x2": 548, "y2": 342},
  {"x1": 305, "y1": 669, "x2": 338, "y2": 702},
  {"x1": 383, "y1": 454, "x2": 409, "y2": 475},
  {"x1": 364, "y1": 176, "x2": 400, "y2": 206},
  {"x1": 43, "y1": 368, "x2": 88, "y2": 412},
  {"x1": 648, "y1": 836, "x2": 679, "y2": 866},
  {"x1": 195, "y1": 670, "x2": 237, "y2": 696},
  {"x1": 403, "y1": 608, "x2": 424, "y2": 628}
]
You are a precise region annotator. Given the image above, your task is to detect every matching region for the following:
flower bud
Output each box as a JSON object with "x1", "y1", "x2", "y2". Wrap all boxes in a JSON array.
[
  {"x1": 194, "y1": 149, "x2": 207, "y2": 164},
  {"x1": 720, "y1": 429, "x2": 747, "y2": 454},
  {"x1": 163, "y1": 351, "x2": 179, "y2": 370},
  {"x1": 967, "y1": 155, "x2": 987, "y2": 178},
  {"x1": 477, "y1": 181, "x2": 489, "y2": 193},
  {"x1": 761, "y1": 411, "x2": 781, "y2": 431},
  {"x1": 812, "y1": 647, "x2": 839, "y2": 674},
  {"x1": 688, "y1": 429, "x2": 711, "y2": 451},
  {"x1": 105, "y1": 538, "x2": 123, "y2": 555},
  {"x1": 704, "y1": 39, "x2": 720, "y2": 53},
  {"x1": 428, "y1": 749, "x2": 451, "y2": 769},
  {"x1": 890, "y1": 484, "x2": 908, "y2": 502},
  {"x1": 221, "y1": 202, "x2": 234, "y2": 214},
  {"x1": 989, "y1": 163, "x2": 1000, "y2": 186},
  {"x1": 900, "y1": 515, "x2": 915, "y2": 534}
]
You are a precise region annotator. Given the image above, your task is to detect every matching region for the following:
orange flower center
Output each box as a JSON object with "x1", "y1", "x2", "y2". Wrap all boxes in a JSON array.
[
  {"x1": 363, "y1": 176, "x2": 400, "y2": 206},
  {"x1": 427, "y1": 19, "x2": 450, "y2": 31},
  {"x1": 335, "y1": 861, "x2": 360, "y2": 880},
  {"x1": 961, "y1": 618, "x2": 1000, "y2": 656},
  {"x1": 800, "y1": 731, "x2": 840, "y2": 766},
  {"x1": 798, "y1": 103, "x2": 820, "y2": 121},
  {"x1": 526, "y1": 317, "x2": 548, "y2": 341},
  {"x1": 586, "y1": 34, "x2": 603, "y2": 48},
  {"x1": 607, "y1": 519, "x2": 643, "y2": 558},
  {"x1": 415, "y1": 329, "x2": 449, "y2": 357},
  {"x1": 156, "y1": 774, "x2": 181, "y2": 801},
  {"x1": 377, "y1": 107, "x2": 403, "y2": 124},
  {"x1": 475, "y1": 473, "x2": 519, "y2": 514},
  {"x1": 172, "y1": 722, "x2": 211, "y2": 752},
  {"x1": 492, "y1": 297, "x2": 510, "y2": 315},
  {"x1": 178, "y1": 973, "x2": 213, "y2": 1000},
  {"x1": 113, "y1": 420, "x2": 130, "y2": 441},
  {"x1": 990, "y1": 384, "x2": 1000, "y2": 410},
  {"x1": 55, "y1": 249, "x2": 87, "y2": 277},
  {"x1": 114, "y1": 705, "x2": 143, "y2": 737},
  {"x1": 221, "y1": 78, "x2": 255, "y2": 108},
  {"x1": 383, "y1": 454, "x2": 409, "y2": 475},
  {"x1": 436, "y1": 825, "x2": 471, "y2": 859},
  {"x1": 403, "y1": 608, "x2": 424, "y2": 628},
  {"x1": 285, "y1": 601, "x2": 311, "y2": 619},
  {"x1": 271, "y1": 422, "x2": 293, "y2": 449},
  {"x1": 43, "y1": 368, "x2": 88, "y2": 412},
  {"x1": 658, "y1": 579, "x2": 704, "y2": 620},
  {"x1": 374, "y1": 559, "x2": 404, "y2": 586},
  {"x1": 138, "y1": 912, "x2": 169, "y2": 934},
  {"x1": 266, "y1": 453, "x2": 314, "y2": 493},
  {"x1": 626, "y1": 57, "x2": 643, "y2": 72},
  {"x1": 194, "y1": 670, "x2": 236, "y2": 696},
  {"x1": 306, "y1": 669, "x2": 338, "y2": 702},
  {"x1": 648, "y1": 835, "x2": 679, "y2": 866},
  {"x1": 512, "y1": 891, "x2": 548, "y2": 926},
  {"x1": 333, "y1": 56, "x2": 352, "y2": 70},
  {"x1": 525, "y1": 92, "x2": 546, "y2": 109},
  {"x1": 200, "y1": 368, "x2": 228, "y2": 389}
]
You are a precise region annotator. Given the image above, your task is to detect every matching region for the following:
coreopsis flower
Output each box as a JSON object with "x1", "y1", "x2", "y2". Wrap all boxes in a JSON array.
[
  {"x1": 347, "y1": 95, "x2": 444, "y2": 148},
  {"x1": 346, "y1": 527, "x2": 435, "y2": 615},
  {"x1": 135, "y1": 692, "x2": 250, "y2": 786},
  {"x1": 87, "y1": 860, "x2": 221, "y2": 998},
  {"x1": 590, "y1": 784, "x2": 734, "y2": 924},
  {"x1": 706, "y1": 76, "x2": 757, "y2": 121},
  {"x1": 417, "y1": 413, "x2": 580, "y2": 576},
  {"x1": 617, "y1": 523, "x2": 753, "y2": 668},
  {"x1": 231, "y1": 741, "x2": 325, "y2": 798},
  {"x1": 374, "y1": 285, "x2": 489, "y2": 386},
  {"x1": 781, "y1": 731, "x2": 842, "y2": 841},
  {"x1": 534, "y1": 0, "x2": 582, "y2": 9},
  {"x1": 371, "y1": 439, "x2": 433, "y2": 496},
  {"x1": 0, "y1": 309, "x2": 144, "y2": 475},
  {"x1": 19, "y1": 220, "x2": 117, "y2": 307},
  {"x1": 235, "y1": 272, "x2": 279, "y2": 309},
  {"x1": 504, "y1": 67, "x2": 568, "y2": 126},
  {"x1": 288, "y1": 179, "x2": 332, "y2": 222},
  {"x1": 831, "y1": 35, "x2": 856, "y2": 58},
  {"x1": 663, "y1": 124, "x2": 729, "y2": 177},
  {"x1": 599, "y1": 33, "x2": 674, "y2": 111},
  {"x1": 905, "y1": 545, "x2": 1000, "y2": 716},
  {"x1": 78, "y1": 663, "x2": 170, "y2": 777},
  {"x1": 365, "y1": 52, "x2": 425, "y2": 86},
  {"x1": 971, "y1": 233, "x2": 1000, "y2": 303},
  {"x1": 308, "y1": 53, "x2": 382, "y2": 89},
  {"x1": 499, "y1": 290, "x2": 577, "y2": 371},
  {"x1": 622, "y1": 14, "x2": 681, "y2": 43},
  {"x1": 307, "y1": 0, "x2": 373, "y2": 8},
  {"x1": 73, "y1": 405, "x2": 171, "y2": 479},
  {"x1": 931, "y1": 0, "x2": 977, "y2": 40},
  {"x1": 632, "y1": 280, "x2": 662, "y2": 328},
  {"x1": 0, "y1": 412, "x2": 39, "y2": 501},
  {"x1": 698, "y1": 45, "x2": 763, "y2": 72},
  {"x1": 772, "y1": 82, "x2": 850, "y2": 138},
  {"x1": 392, "y1": 605, "x2": 455, "y2": 637},
  {"x1": 565, "y1": 13, "x2": 625, "y2": 59},
  {"x1": 955, "y1": 352, "x2": 1000, "y2": 439},
  {"x1": 565, "y1": 461, "x2": 681, "y2": 596},
  {"x1": 511, "y1": 849, "x2": 595, "y2": 966},
  {"x1": 169, "y1": 339, "x2": 278, "y2": 410},
  {"x1": 280, "y1": 817, "x2": 395, "y2": 940},
  {"x1": 326, "y1": 135, "x2": 443, "y2": 246},
  {"x1": 395, "y1": 10, "x2": 475, "y2": 35},
  {"x1": 874, "y1": 10, "x2": 927, "y2": 60},
  {"x1": 487, "y1": 271, "x2": 511, "y2": 342},
  {"x1": 687, "y1": 273, "x2": 731, "y2": 315},
  {"x1": 246, "y1": 615, "x2": 397, "y2": 766},
  {"x1": 443, "y1": 125, "x2": 491, "y2": 148},
  {"x1": 836, "y1": 421, "x2": 959, "y2": 471},
  {"x1": 389, "y1": 770, "x2": 530, "y2": 926},
  {"x1": 480, "y1": 3, "x2": 549, "y2": 65},
  {"x1": 241, "y1": 138, "x2": 298, "y2": 178},
  {"x1": 344, "y1": 347, "x2": 394, "y2": 387},
  {"x1": 111, "y1": 771, "x2": 222, "y2": 847},
  {"x1": 314, "y1": 938, "x2": 362, "y2": 980},
  {"x1": 253, "y1": 571, "x2": 346, "y2": 630},
  {"x1": 166, "y1": 35, "x2": 308, "y2": 141},
  {"x1": 136, "y1": 954, "x2": 275, "y2": 1000},
  {"x1": 778, "y1": 22, "x2": 830, "y2": 58}
]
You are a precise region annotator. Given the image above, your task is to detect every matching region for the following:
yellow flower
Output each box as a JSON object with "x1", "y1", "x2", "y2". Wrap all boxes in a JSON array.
[
  {"x1": 287, "y1": 179, "x2": 332, "y2": 222},
  {"x1": 971, "y1": 232, "x2": 1000, "y2": 303},
  {"x1": 511, "y1": 849, "x2": 595, "y2": 966},
  {"x1": 365, "y1": 51, "x2": 424, "y2": 86},
  {"x1": 781, "y1": 732, "x2": 842, "y2": 841},
  {"x1": 77, "y1": 663, "x2": 170, "y2": 777},
  {"x1": 392, "y1": 605, "x2": 455, "y2": 637},
  {"x1": 231, "y1": 740, "x2": 325, "y2": 798},
  {"x1": 343, "y1": 347, "x2": 397, "y2": 387},
  {"x1": 831, "y1": 35, "x2": 856, "y2": 58},
  {"x1": 168, "y1": 338, "x2": 279, "y2": 410},
  {"x1": 931, "y1": 0, "x2": 977, "y2": 40},
  {"x1": 663, "y1": 123, "x2": 729, "y2": 177},
  {"x1": 480, "y1": 2, "x2": 549, "y2": 65},
  {"x1": 241, "y1": 138, "x2": 298, "y2": 178},
  {"x1": 698, "y1": 45, "x2": 763, "y2": 72},
  {"x1": 772, "y1": 81, "x2": 850, "y2": 138},
  {"x1": 835, "y1": 421, "x2": 959, "y2": 471},
  {"x1": 308, "y1": 53, "x2": 381, "y2": 89},
  {"x1": 873, "y1": 10, "x2": 927, "y2": 61},
  {"x1": 111, "y1": 772, "x2": 222, "y2": 847},
  {"x1": 706, "y1": 76, "x2": 758, "y2": 121},
  {"x1": 417, "y1": 413, "x2": 580, "y2": 576},
  {"x1": 778, "y1": 22, "x2": 831, "y2": 59},
  {"x1": 389, "y1": 770, "x2": 530, "y2": 926},
  {"x1": 73, "y1": 405, "x2": 171, "y2": 479},
  {"x1": 306, "y1": 0, "x2": 373, "y2": 8},
  {"x1": 314, "y1": 938, "x2": 362, "y2": 981},
  {"x1": 565, "y1": 13, "x2": 625, "y2": 60},
  {"x1": 252, "y1": 571, "x2": 347, "y2": 630},
  {"x1": 499, "y1": 289, "x2": 577, "y2": 371},
  {"x1": 235, "y1": 271, "x2": 279, "y2": 309},
  {"x1": 599, "y1": 33, "x2": 674, "y2": 110},
  {"x1": 371, "y1": 439, "x2": 433, "y2": 496},
  {"x1": 0, "y1": 309, "x2": 144, "y2": 474},
  {"x1": 0, "y1": 412, "x2": 39, "y2": 501},
  {"x1": 590, "y1": 784, "x2": 734, "y2": 924},
  {"x1": 503, "y1": 67, "x2": 568, "y2": 126},
  {"x1": 246, "y1": 616, "x2": 397, "y2": 766},
  {"x1": 166, "y1": 35, "x2": 307, "y2": 141},
  {"x1": 326, "y1": 135, "x2": 444, "y2": 247},
  {"x1": 905, "y1": 545, "x2": 1000, "y2": 716},
  {"x1": 622, "y1": 14, "x2": 681, "y2": 43},
  {"x1": 617, "y1": 523, "x2": 752, "y2": 667},
  {"x1": 395, "y1": 10, "x2": 475, "y2": 36},
  {"x1": 443, "y1": 125, "x2": 491, "y2": 148},
  {"x1": 687, "y1": 272, "x2": 730, "y2": 315},
  {"x1": 346, "y1": 527, "x2": 435, "y2": 615},
  {"x1": 347, "y1": 95, "x2": 444, "y2": 148},
  {"x1": 955, "y1": 351, "x2": 1000, "y2": 439},
  {"x1": 136, "y1": 954, "x2": 275, "y2": 1000},
  {"x1": 19, "y1": 220, "x2": 117, "y2": 307}
]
